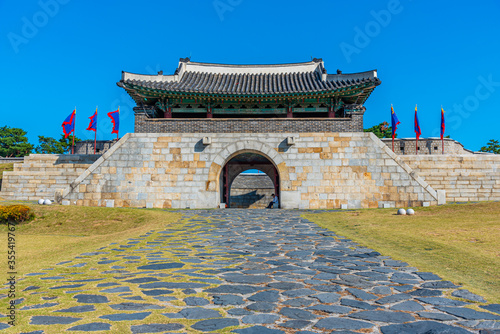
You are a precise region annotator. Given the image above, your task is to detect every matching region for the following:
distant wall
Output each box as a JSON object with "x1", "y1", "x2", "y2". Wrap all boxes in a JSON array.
[
  {"x1": 75, "y1": 140, "x2": 117, "y2": 155},
  {"x1": 0, "y1": 157, "x2": 24, "y2": 164},
  {"x1": 381, "y1": 138, "x2": 472, "y2": 155},
  {"x1": 230, "y1": 174, "x2": 274, "y2": 208},
  {"x1": 402, "y1": 155, "x2": 500, "y2": 202}
]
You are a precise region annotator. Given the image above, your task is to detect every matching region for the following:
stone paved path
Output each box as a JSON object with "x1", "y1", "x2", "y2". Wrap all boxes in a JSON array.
[{"x1": 3, "y1": 209, "x2": 500, "y2": 333}]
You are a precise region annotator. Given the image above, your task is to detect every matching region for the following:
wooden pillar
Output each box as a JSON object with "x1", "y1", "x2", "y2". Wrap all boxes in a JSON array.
[
  {"x1": 287, "y1": 101, "x2": 293, "y2": 118},
  {"x1": 328, "y1": 98, "x2": 335, "y2": 118},
  {"x1": 207, "y1": 101, "x2": 213, "y2": 119},
  {"x1": 162, "y1": 99, "x2": 172, "y2": 118}
]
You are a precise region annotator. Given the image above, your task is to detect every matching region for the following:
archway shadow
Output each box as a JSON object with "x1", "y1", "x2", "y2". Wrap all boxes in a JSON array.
[{"x1": 229, "y1": 190, "x2": 266, "y2": 208}]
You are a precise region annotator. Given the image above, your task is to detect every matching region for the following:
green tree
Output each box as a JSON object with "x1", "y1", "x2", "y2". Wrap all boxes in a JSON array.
[
  {"x1": 35, "y1": 134, "x2": 81, "y2": 154},
  {"x1": 479, "y1": 139, "x2": 500, "y2": 154},
  {"x1": 364, "y1": 121, "x2": 394, "y2": 138},
  {"x1": 0, "y1": 126, "x2": 33, "y2": 157}
]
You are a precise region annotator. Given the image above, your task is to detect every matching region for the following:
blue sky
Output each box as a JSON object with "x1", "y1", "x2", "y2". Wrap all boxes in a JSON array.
[{"x1": 1, "y1": 0, "x2": 499, "y2": 151}]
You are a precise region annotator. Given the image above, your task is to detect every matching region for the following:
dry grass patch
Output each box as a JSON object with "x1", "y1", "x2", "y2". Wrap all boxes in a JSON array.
[
  {"x1": 1, "y1": 202, "x2": 181, "y2": 274},
  {"x1": 0, "y1": 163, "x2": 14, "y2": 194},
  {"x1": 0, "y1": 162, "x2": 14, "y2": 180},
  {"x1": 305, "y1": 202, "x2": 500, "y2": 303}
]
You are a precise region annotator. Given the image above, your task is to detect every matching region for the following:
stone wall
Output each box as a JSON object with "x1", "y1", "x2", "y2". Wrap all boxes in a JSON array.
[
  {"x1": 381, "y1": 138, "x2": 472, "y2": 155},
  {"x1": 4, "y1": 134, "x2": 498, "y2": 209},
  {"x1": 56, "y1": 132, "x2": 438, "y2": 209},
  {"x1": 229, "y1": 174, "x2": 274, "y2": 209},
  {"x1": 134, "y1": 112, "x2": 364, "y2": 133},
  {"x1": 402, "y1": 155, "x2": 500, "y2": 202},
  {"x1": 0, "y1": 154, "x2": 100, "y2": 201}
]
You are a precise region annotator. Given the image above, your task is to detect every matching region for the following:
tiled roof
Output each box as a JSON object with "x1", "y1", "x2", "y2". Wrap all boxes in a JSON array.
[{"x1": 118, "y1": 58, "x2": 380, "y2": 96}]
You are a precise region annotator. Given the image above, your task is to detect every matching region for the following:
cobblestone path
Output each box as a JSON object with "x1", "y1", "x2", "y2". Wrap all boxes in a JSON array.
[{"x1": 4, "y1": 209, "x2": 500, "y2": 333}]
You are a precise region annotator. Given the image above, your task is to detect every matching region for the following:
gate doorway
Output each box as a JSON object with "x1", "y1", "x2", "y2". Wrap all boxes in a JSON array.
[{"x1": 220, "y1": 152, "x2": 280, "y2": 208}]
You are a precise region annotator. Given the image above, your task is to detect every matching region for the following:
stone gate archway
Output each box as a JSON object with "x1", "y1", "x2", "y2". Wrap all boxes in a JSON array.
[
  {"x1": 206, "y1": 140, "x2": 291, "y2": 208},
  {"x1": 220, "y1": 153, "x2": 279, "y2": 208}
]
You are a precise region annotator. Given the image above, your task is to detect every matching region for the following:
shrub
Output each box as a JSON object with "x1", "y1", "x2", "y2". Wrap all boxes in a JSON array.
[{"x1": 0, "y1": 205, "x2": 35, "y2": 223}]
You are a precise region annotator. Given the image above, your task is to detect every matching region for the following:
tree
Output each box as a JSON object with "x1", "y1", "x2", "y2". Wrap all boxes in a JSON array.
[
  {"x1": 480, "y1": 139, "x2": 500, "y2": 154},
  {"x1": 35, "y1": 134, "x2": 82, "y2": 154},
  {"x1": 35, "y1": 136, "x2": 64, "y2": 154},
  {"x1": 364, "y1": 121, "x2": 394, "y2": 138},
  {"x1": 0, "y1": 126, "x2": 33, "y2": 157}
]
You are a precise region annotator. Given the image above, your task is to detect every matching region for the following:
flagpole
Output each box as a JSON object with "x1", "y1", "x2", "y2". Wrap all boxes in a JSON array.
[
  {"x1": 415, "y1": 104, "x2": 418, "y2": 156},
  {"x1": 391, "y1": 103, "x2": 394, "y2": 152},
  {"x1": 72, "y1": 107, "x2": 75, "y2": 154},
  {"x1": 117, "y1": 106, "x2": 120, "y2": 140},
  {"x1": 441, "y1": 106, "x2": 444, "y2": 155},
  {"x1": 93, "y1": 107, "x2": 97, "y2": 154}
]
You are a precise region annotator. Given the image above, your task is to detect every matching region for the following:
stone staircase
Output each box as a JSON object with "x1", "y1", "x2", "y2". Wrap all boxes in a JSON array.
[{"x1": 0, "y1": 154, "x2": 100, "y2": 201}]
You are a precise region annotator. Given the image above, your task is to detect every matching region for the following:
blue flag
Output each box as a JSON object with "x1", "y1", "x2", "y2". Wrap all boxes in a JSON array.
[
  {"x1": 87, "y1": 108, "x2": 97, "y2": 132},
  {"x1": 391, "y1": 106, "x2": 400, "y2": 139},
  {"x1": 108, "y1": 108, "x2": 119, "y2": 136},
  {"x1": 440, "y1": 107, "x2": 445, "y2": 140},
  {"x1": 62, "y1": 109, "x2": 76, "y2": 138},
  {"x1": 414, "y1": 105, "x2": 421, "y2": 140}
]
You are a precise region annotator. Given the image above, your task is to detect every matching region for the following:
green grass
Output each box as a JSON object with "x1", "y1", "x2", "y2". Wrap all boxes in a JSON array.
[{"x1": 305, "y1": 202, "x2": 500, "y2": 303}]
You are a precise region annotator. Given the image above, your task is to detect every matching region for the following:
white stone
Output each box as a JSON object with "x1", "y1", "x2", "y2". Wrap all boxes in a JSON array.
[
  {"x1": 219, "y1": 203, "x2": 226, "y2": 208},
  {"x1": 62, "y1": 200, "x2": 70, "y2": 206},
  {"x1": 341, "y1": 204, "x2": 348, "y2": 210},
  {"x1": 422, "y1": 202, "x2": 430, "y2": 207},
  {"x1": 406, "y1": 208, "x2": 415, "y2": 215},
  {"x1": 43, "y1": 199, "x2": 52, "y2": 205},
  {"x1": 397, "y1": 208, "x2": 406, "y2": 215},
  {"x1": 106, "y1": 199, "x2": 114, "y2": 208},
  {"x1": 437, "y1": 189, "x2": 446, "y2": 205},
  {"x1": 146, "y1": 202, "x2": 153, "y2": 209},
  {"x1": 38, "y1": 199, "x2": 44, "y2": 205}
]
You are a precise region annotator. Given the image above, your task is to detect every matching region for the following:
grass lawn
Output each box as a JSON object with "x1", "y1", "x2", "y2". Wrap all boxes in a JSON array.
[
  {"x1": 305, "y1": 201, "x2": 500, "y2": 304},
  {"x1": 1, "y1": 202, "x2": 181, "y2": 275}
]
